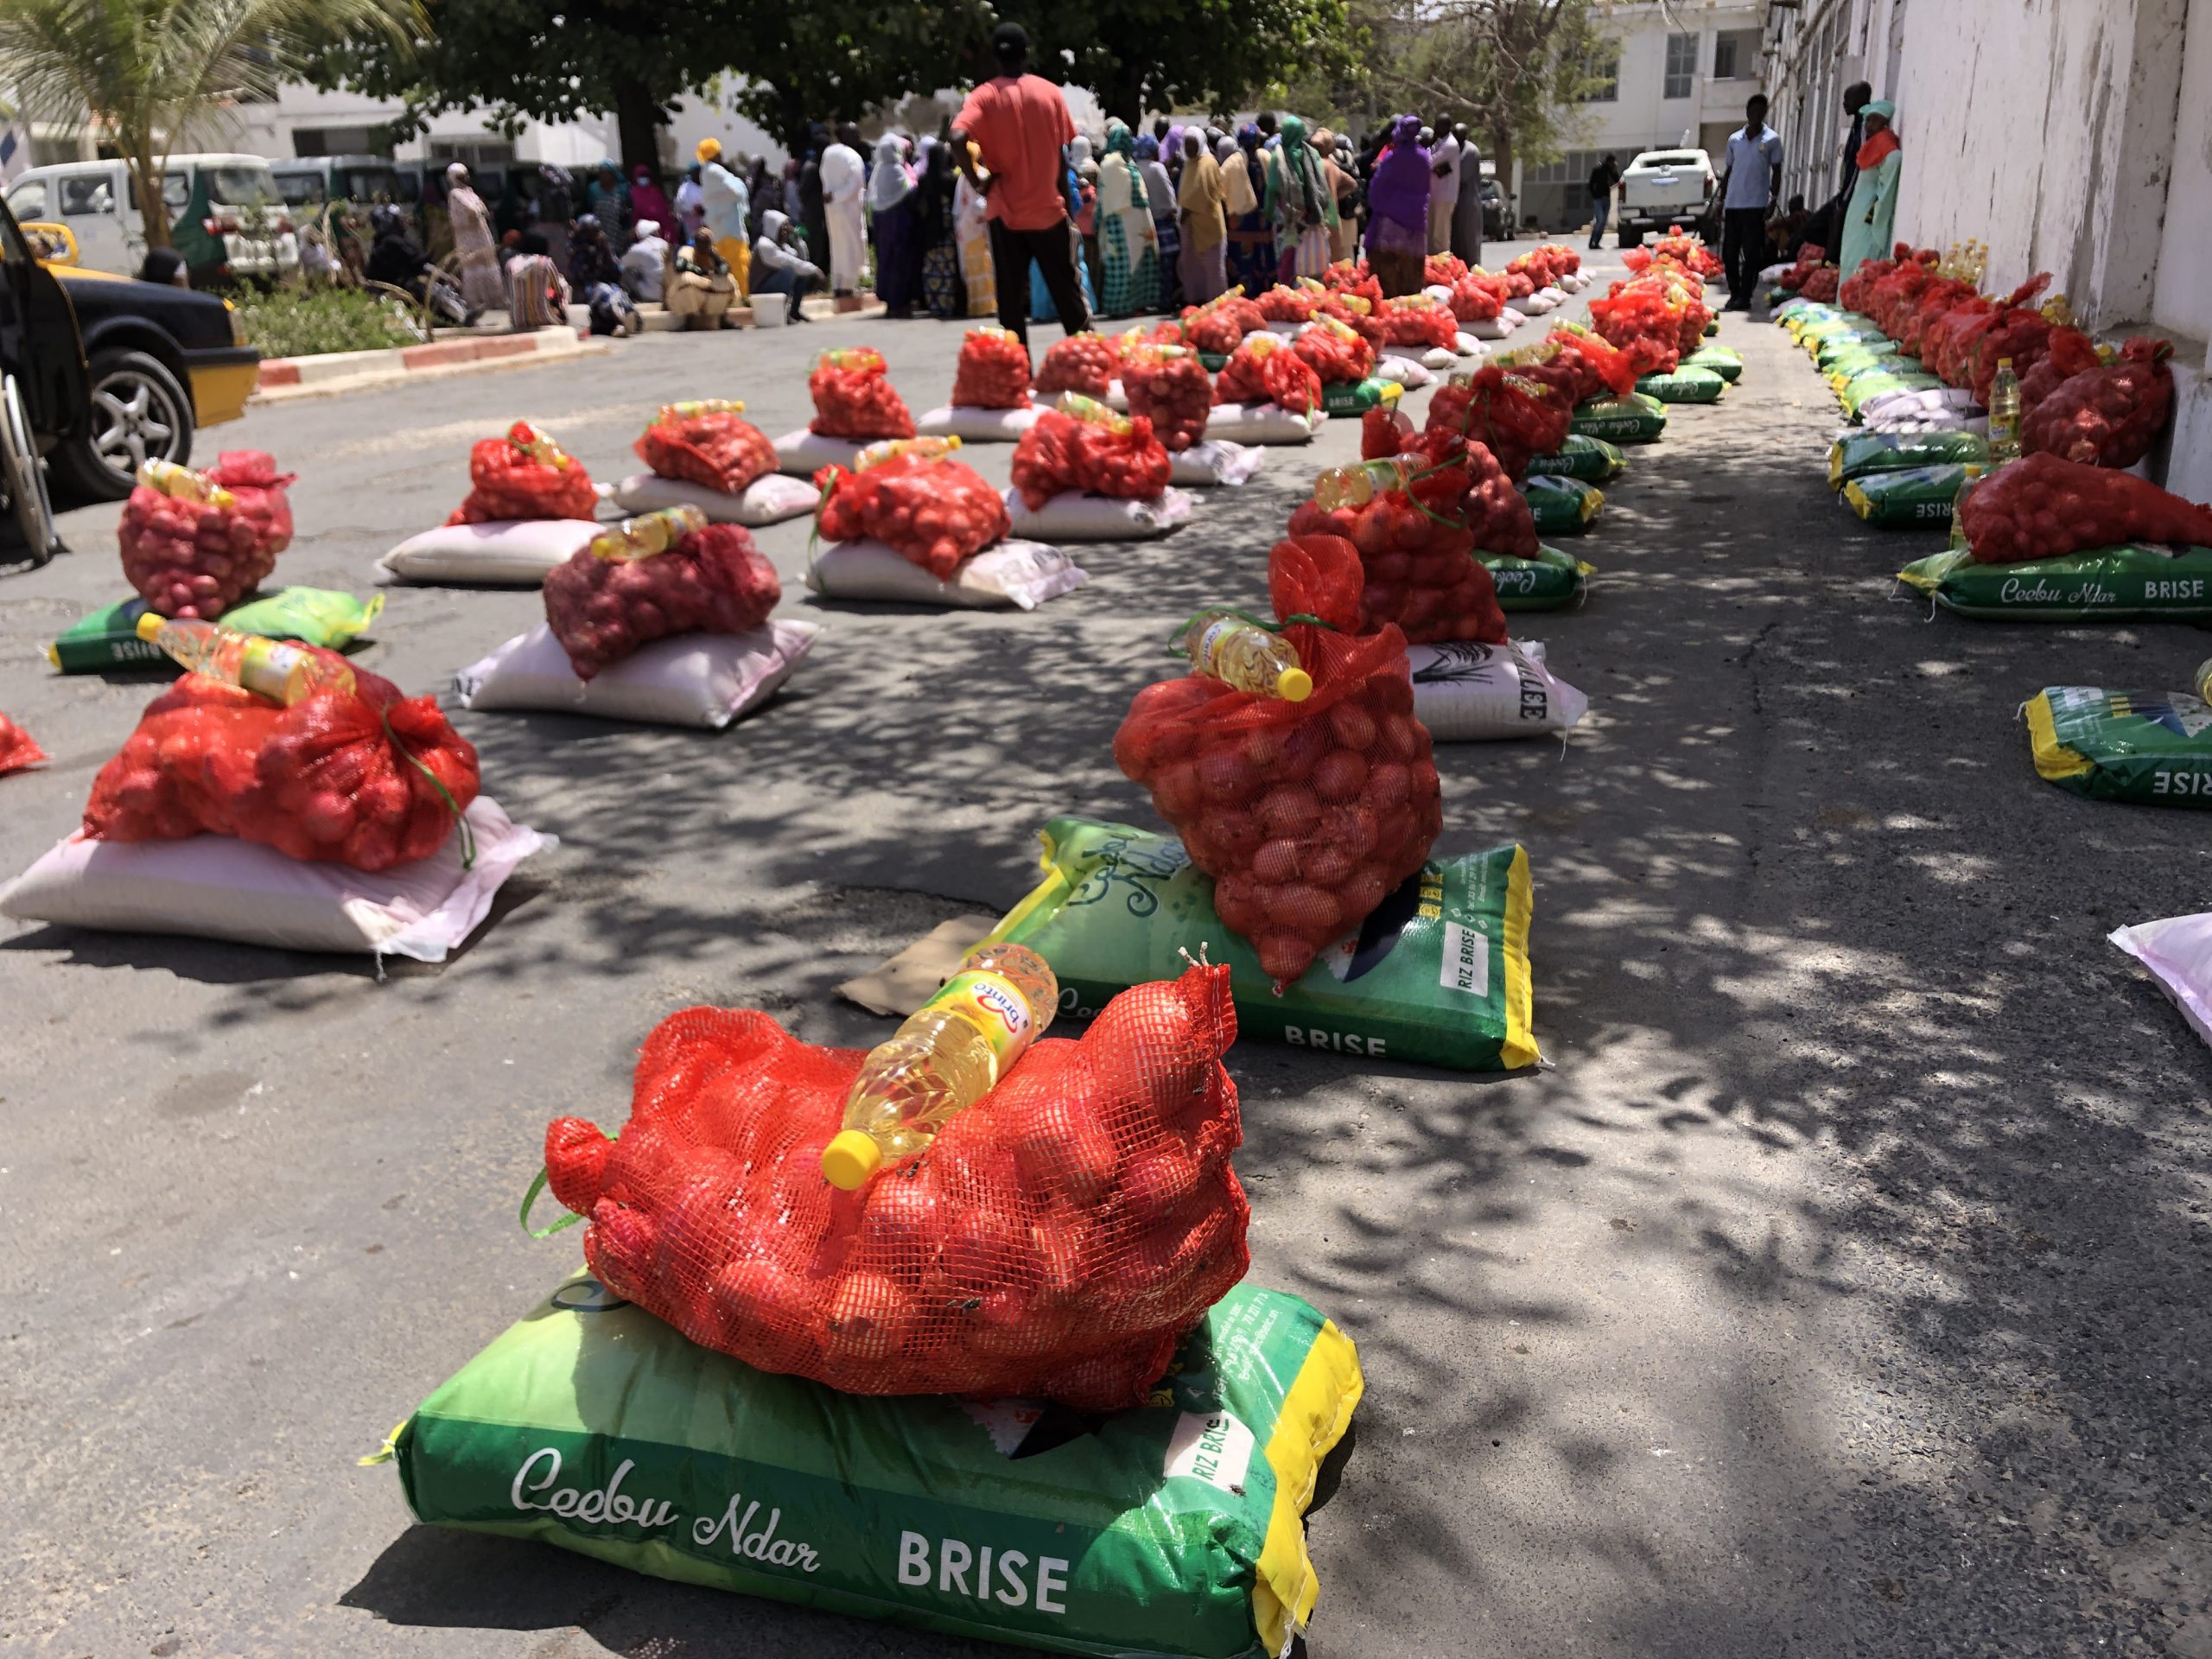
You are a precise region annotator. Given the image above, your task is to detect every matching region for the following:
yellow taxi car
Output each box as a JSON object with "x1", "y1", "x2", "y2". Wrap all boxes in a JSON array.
[{"x1": 7, "y1": 207, "x2": 259, "y2": 501}]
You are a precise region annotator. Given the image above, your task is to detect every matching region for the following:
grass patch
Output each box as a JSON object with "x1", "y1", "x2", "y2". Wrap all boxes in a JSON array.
[{"x1": 226, "y1": 283, "x2": 422, "y2": 358}]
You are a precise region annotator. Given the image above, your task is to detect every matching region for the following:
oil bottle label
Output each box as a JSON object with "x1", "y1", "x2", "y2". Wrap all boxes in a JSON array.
[{"x1": 932, "y1": 971, "x2": 1034, "y2": 1076}]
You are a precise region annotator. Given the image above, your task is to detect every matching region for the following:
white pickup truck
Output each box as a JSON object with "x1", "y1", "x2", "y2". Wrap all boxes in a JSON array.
[{"x1": 1617, "y1": 148, "x2": 1717, "y2": 246}]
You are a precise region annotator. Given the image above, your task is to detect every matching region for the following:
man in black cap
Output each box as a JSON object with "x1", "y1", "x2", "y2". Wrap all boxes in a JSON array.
[{"x1": 951, "y1": 22, "x2": 1090, "y2": 345}]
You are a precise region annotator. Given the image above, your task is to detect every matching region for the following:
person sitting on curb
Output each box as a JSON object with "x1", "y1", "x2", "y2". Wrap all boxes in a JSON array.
[{"x1": 751, "y1": 210, "x2": 823, "y2": 322}]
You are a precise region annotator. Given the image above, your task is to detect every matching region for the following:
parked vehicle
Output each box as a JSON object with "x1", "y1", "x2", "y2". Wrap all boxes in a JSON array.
[
  {"x1": 3, "y1": 155, "x2": 300, "y2": 288},
  {"x1": 271, "y1": 156, "x2": 419, "y2": 266},
  {"x1": 1, "y1": 199, "x2": 259, "y2": 507},
  {"x1": 1617, "y1": 148, "x2": 1716, "y2": 247}
]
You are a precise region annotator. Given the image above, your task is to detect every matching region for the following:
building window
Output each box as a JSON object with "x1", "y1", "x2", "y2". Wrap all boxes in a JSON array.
[
  {"x1": 1582, "y1": 42, "x2": 1620, "y2": 102},
  {"x1": 1663, "y1": 32, "x2": 1697, "y2": 99},
  {"x1": 1713, "y1": 29, "x2": 1758, "y2": 80}
]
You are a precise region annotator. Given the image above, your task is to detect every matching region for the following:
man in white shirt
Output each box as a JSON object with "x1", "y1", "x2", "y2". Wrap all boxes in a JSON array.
[
  {"x1": 818, "y1": 122, "x2": 867, "y2": 297},
  {"x1": 1428, "y1": 115, "x2": 1461, "y2": 255},
  {"x1": 1717, "y1": 92, "x2": 1783, "y2": 311}
]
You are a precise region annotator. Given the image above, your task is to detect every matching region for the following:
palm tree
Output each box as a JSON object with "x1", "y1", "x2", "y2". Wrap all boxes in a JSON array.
[{"x1": 0, "y1": 0, "x2": 424, "y2": 251}]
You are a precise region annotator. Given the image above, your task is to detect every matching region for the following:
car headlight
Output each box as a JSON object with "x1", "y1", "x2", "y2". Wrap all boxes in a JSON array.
[{"x1": 225, "y1": 297, "x2": 249, "y2": 347}]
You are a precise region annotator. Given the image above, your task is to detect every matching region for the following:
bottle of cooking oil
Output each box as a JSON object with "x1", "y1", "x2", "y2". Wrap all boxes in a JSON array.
[
  {"x1": 1182, "y1": 611, "x2": 1312, "y2": 701},
  {"x1": 2195, "y1": 658, "x2": 2212, "y2": 708},
  {"x1": 853, "y1": 435, "x2": 961, "y2": 469},
  {"x1": 658, "y1": 398, "x2": 746, "y2": 421},
  {"x1": 1986, "y1": 358, "x2": 2023, "y2": 465},
  {"x1": 1312, "y1": 457, "x2": 1408, "y2": 512},
  {"x1": 820, "y1": 943, "x2": 1058, "y2": 1190},
  {"x1": 136, "y1": 460, "x2": 233, "y2": 506},
  {"x1": 588, "y1": 503, "x2": 707, "y2": 561},
  {"x1": 506, "y1": 422, "x2": 572, "y2": 468},
  {"x1": 135, "y1": 613, "x2": 356, "y2": 704},
  {"x1": 1055, "y1": 391, "x2": 1130, "y2": 431}
]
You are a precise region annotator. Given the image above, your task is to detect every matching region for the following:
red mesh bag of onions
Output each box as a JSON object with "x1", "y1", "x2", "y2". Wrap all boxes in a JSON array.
[
  {"x1": 1113, "y1": 536, "x2": 1442, "y2": 987},
  {"x1": 539, "y1": 961, "x2": 1249, "y2": 1409}
]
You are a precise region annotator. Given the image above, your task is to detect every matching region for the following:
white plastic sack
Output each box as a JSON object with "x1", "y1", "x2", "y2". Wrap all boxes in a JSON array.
[
  {"x1": 1103, "y1": 380, "x2": 1128, "y2": 412},
  {"x1": 804, "y1": 538, "x2": 1085, "y2": 610},
  {"x1": 1536, "y1": 285, "x2": 1567, "y2": 308},
  {"x1": 1560, "y1": 271, "x2": 1592, "y2": 293},
  {"x1": 1858, "y1": 387, "x2": 1980, "y2": 423},
  {"x1": 1262, "y1": 321, "x2": 1308, "y2": 340},
  {"x1": 1205, "y1": 401, "x2": 1324, "y2": 445},
  {"x1": 454, "y1": 619, "x2": 817, "y2": 728},
  {"x1": 2110, "y1": 914, "x2": 2212, "y2": 1052},
  {"x1": 607, "y1": 472, "x2": 820, "y2": 526},
  {"x1": 1003, "y1": 487, "x2": 1194, "y2": 542},
  {"x1": 1422, "y1": 284, "x2": 1455, "y2": 305},
  {"x1": 1163, "y1": 441, "x2": 1261, "y2": 488},
  {"x1": 376, "y1": 518, "x2": 600, "y2": 586},
  {"x1": 1407, "y1": 640, "x2": 1587, "y2": 741},
  {"x1": 1757, "y1": 261, "x2": 1793, "y2": 287},
  {"x1": 1459, "y1": 318, "x2": 1510, "y2": 343},
  {"x1": 1520, "y1": 292, "x2": 1557, "y2": 316},
  {"x1": 1502, "y1": 308, "x2": 1528, "y2": 329},
  {"x1": 914, "y1": 404, "x2": 1047, "y2": 442},
  {"x1": 0, "y1": 798, "x2": 551, "y2": 962},
  {"x1": 772, "y1": 428, "x2": 867, "y2": 477},
  {"x1": 1378, "y1": 355, "x2": 1437, "y2": 389}
]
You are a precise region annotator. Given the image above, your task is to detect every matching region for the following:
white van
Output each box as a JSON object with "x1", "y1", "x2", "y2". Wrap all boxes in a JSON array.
[{"x1": 2, "y1": 154, "x2": 300, "y2": 286}]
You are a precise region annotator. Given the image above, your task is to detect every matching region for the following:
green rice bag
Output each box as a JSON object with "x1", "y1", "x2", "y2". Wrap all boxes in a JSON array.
[
  {"x1": 1841, "y1": 464, "x2": 1976, "y2": 527},
  {"x1": 386, "y1": 1270, "x2": 1363, "y2": 1659},
  {"x1": 1828, "y1": 430, "x2": 1989, "y2": 488},
  {"x1": 1518, "y1": 475, "x2": 1603, "y2": 536},
  {"x1": 1198, "y1": 351, "x2": 1230, "y2": 372},
  {"x1": 1484, "y1": 544, "x2": 1592, "y2": 611},
  {"x1": 1635, "y1": 367, "x2": 1726, "y2": 404},
  {"x1": 1319, "y1": 377, "x2": 1400, "y2": 416},
  {"x1": 1570, "y1": 392, "x2": 1666, "y2": 442},
  {"x1": 45, "y1": 588, "x2": 385, "y2": 674},
  {"x1": 988, "y1": 817, "x2": 1539, "y2": 1071},
  {"x1": 1681, "y1": 344, "x2": 1742, "y2": 382},
  {"x1": 2026, "y1": 686, "x2": 2212, "y2": 805},
  {"x1": 1897, "y1": 544, "x2": 2212, "y2": 620},
  {"x1": 1815, "y1": 335, "x2": 1898, "y2": 370},
  {"x1": 1530, "y1": 434, "x2": 1625, "y2": 481},
  {"x1": 1702, "y1": 319, "x2": 1719, "y2": 337}
]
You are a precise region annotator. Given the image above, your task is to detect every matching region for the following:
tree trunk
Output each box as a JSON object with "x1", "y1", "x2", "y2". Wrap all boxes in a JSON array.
[
  {"x1": 1106, "y1": 67, "x2": 1146, "y2": 127},
  {"x1": 1486, "y1": 122, "x2": 1516, "y2": 234},
  {"x1": 130, "y1": 151, "x2": 172, "y2": 252},
  {"x1": 613, "y1": 73, "x2": 664, "y2": 175}
]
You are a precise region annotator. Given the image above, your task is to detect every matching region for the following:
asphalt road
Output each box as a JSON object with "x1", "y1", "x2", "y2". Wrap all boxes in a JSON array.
[{"x1": 6, "y1": 240, "x2": 2212, "y2": 1659}]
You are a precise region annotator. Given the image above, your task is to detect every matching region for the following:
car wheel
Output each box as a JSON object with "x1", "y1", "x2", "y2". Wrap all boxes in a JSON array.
[{"x1": 50, "y1": 348, "x2": 194, "y2": 500}]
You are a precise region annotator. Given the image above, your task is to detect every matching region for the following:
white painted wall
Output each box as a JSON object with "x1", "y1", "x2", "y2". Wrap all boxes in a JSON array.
[{"x1": 2152, "y1": 0, "x2": 2212, "y2": 341}]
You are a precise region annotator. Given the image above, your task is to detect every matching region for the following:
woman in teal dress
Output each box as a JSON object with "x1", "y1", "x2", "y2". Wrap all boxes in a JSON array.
[{"x1": 1838, "y1": 100, "x2": 1901, "y2": 283}]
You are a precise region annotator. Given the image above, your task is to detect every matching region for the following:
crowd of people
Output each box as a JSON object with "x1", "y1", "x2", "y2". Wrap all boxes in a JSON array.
[{"x1": 349, "y1": 28, "x2": 1512, "y2": 346}]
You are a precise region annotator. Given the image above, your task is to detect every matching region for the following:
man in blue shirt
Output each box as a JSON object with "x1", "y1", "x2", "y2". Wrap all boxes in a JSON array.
[{"x1": 1717, "y1": 92, "x2": 1783, "y2": 312}]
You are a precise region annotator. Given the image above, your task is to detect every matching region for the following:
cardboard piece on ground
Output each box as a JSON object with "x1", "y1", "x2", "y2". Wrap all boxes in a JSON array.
[{"x1": 834, "y1": 914, "x2": 998, "y2": 1016}]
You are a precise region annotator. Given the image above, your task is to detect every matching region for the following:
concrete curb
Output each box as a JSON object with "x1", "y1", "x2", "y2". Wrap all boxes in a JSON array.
[{"x1": 251, "y1": 327, "x2": 606, "y2": 404}]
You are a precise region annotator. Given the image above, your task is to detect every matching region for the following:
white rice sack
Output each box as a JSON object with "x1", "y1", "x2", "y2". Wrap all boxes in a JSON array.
[
  {"x1": 1103, "y1": 380, "x2": 1128, "y2": 412},
  {"x1": 1262, "y1": 321, "x2": 1308, "y2": 340},
  {"x1": 2111, "y1": 913, "x2": 2212, "y2": 1052},
  {"x1": 1502, "y1": 307, "x2": 1528, "y2": 328},
  {"x1": 1459, "y1": 318, "x2": 1510, "y2": 343},
  {"x1": 454, "y1": 620, "x2": 817, "y2": 729},
  {"x1": 1377, "y1": 355, "x2": 1436, "y2": 389},
  {"x1": 1003, "y1": 487, "x2": 1194, "y2": 543},
  {"x1": 1520, "y1": 292, "x2": 1557, "y2": 316},
  {"x1": 914, "y1": 404, "x2": 1047, "y2": 442},
  {"x1": 1536, "y1": 285, "x2": 1567, "y2": 308},
  {"x1": 376, "y1": 518, "x2": 600, "y2": 586},
  {"x1": 1407, "y1": 640, "x2": 1587, "y2": 741},
  {"x1": 1562, "y1": 271, "x2": 1593, "y2": 293},
  {"x1": 606, "y1": 472, "x2": 820, "y2": 526},
  {"x1": 1422, "y1": 284, "x2": 1456, "y2": 305},
  {"x1": 1418, "y1": 346, "x2": 1461, "y2": 373},
  {"x1": 0, "y1": 798, "x2": 551, "y2": 962},
  {"x1": 1168, "y1": 441, "x2": 1265, "y2": 487},
  {"x1": 1204, "y1": 401, "x2": 1325, "y2": 445},
  {"x1": 1757, "y1": 261, "x2": 1793, "y2": 286},
  {"x1": 804, "y1": 538, "x2": 1085, "y2": 610},
  {"x1": 772, "y1": 428, "x2": 867, "y2": 477}
]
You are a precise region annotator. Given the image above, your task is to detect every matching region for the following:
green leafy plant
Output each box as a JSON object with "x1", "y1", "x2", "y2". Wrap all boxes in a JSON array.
[{"x1": 226, "y1": 282, "x2": 423, "y2": 358}]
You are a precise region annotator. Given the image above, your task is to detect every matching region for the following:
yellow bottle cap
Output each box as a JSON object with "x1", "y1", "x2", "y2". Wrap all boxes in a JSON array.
[
  {"x1": 135, "y1": 611, "x2": 167, "y2": 642},
  {"x1": 1278, "y1": 668, "x2": 1313, "y2": 702},
  {"x1": 822, "y1": 1129, "x2": 884, "y2": 1191}
]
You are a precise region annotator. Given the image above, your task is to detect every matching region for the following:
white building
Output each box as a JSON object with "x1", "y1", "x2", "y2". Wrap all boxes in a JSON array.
[
  {"x1": 1519, "y1": 0, "x2": 1768, "y2": 231},
  {"x1": 1764, "y1": 0, "x2": 2212, "y2": 499}
]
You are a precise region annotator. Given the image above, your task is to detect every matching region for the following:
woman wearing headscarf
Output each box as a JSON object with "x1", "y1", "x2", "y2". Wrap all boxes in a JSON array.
[
  {"x1": 751, "y1": 209, "x2": 823, "y2": 321},
  {"x1": 952, "y1": 141, "x2": 996, "y2": 318},
  {"x1": 675, "y1": 163, "x2": 706, "y2": 240},
  {"x1": 1313, "y1": 128, "x2": 1360, "y2": 266},
  {"x1": 1224, "y1": 124, "x2": 1273, "y2": 294},
  {"x1": 1176, "y1": 128, "x2": 1228, "y2": 304},
  {"x1": 568, "y1": 213, "x2": 622, "y2": 291},
  {"x1": 668, "y1": 227, "x2": 736, "y2": 328},
  {"x1": 1264, "y1": 115, "x2": 1338, "y2": 285},
  {"x1": 1135, "y1": 133, "x2": 1181, "y2": 310},
  {"x1": 442, "y1": 163, "x2": 503, "y2": 315},
  {"x1": 798, "y1": 125, "x2": 830, "y2": 272},
  {"x1": 1097, "y1": 119, "x2": 1161, "y2": 317},
  {"x1": 869, "y1": 131, "x2": 922, "y2": 318},
  {"x1": 1363, "y1": 117, "x2": 1431, "y2": 297},
  {"x1": 628, "y1": 165, "x2": 673, "y2": 237},
  {"x1": 747, "y1": 158, "x2": 773, "y2": 238},
  {"x1": 1075, "y1": 159, "x2": 1103, "y2": 298},
  {"x1": 916, "y1": 137, "x2": 963, "y2": 319},
  {"x1": 1838, "y1": 101, "x2": 1902, "y2": 283},
  {"x1": 586, "y1": 162, "x2": 630, "y2": 234}
]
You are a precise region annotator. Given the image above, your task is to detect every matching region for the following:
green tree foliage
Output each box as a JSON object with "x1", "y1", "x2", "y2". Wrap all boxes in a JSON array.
[
  {"x1": 0, "y1": 0, "x2": 423, "y2": 249},
  {"x1": 1000, "y1": 0, "x2": 1350, "y2": 125}
]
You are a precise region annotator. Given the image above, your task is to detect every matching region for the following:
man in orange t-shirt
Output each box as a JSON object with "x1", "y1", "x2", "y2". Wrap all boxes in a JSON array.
[{"x1": 950, "y1": 22, "x2": 1090, "y2": 346}]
